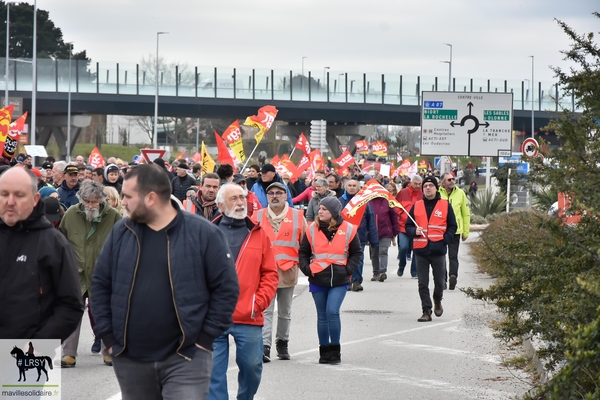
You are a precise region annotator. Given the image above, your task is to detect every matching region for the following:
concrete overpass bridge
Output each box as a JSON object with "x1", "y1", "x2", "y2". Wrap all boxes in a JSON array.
[{"x1": 2, "y1": 57, "x2": 572, "y2": 158}]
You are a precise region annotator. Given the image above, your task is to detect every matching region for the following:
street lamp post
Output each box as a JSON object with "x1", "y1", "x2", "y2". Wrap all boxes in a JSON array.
[
  {"x1": 301, "y1": 56, "x2": 307, "y2": 76},
  {"x1": 323, "y1": 66, "x2": 330, "y2": 88},
  {"x1": 530, "y1": 55, "x2": 534, "y2": 138},
  {"x1": 444, "y1": 43, "x2": 452, "y2": 91},
  {"x1": 153, "y1": 31, "x2": 168, "y2": 149},
  {"x1": 66, "y1": 42, "x2": 73, "y2": 162},
  {"x1": 31, "y1": 0, "x2": 37, "y2": 153},
  {"x1": 4, "y1": 0, "x2": 11, "y2": 105}
]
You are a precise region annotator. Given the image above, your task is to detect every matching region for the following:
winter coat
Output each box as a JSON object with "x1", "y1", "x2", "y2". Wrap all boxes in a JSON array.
[
  {"x1": 305, "y1": 189, "x2": 337, "y2": 222},
  {"x1": 298, "y1": 220, "x2": 363, "y2": 287},
  {"x1": 369, "y1": 197, "x2": 400, "y2": 239},
  {"x1": 59, "y1": 203, "x2": 122, "y2": 297},
  {"x1": 439, "y1": 186, "x2": 470, "y2": 238},
  {"x1": 396, "y1": 185, "x2": 422, "y2": 233},
  {"x1": 212, "y1": 215, "x2": 278, "y2": 326},
  {"x1": 339, "y1": 192, "x2": 379, "y2": 247},
  {"x1": 91, "y1": 204, "x2": 240, "y2": 359},
  {"x1": 171, "y1": 174, "x2": 197, "y2": 202},
  {"x1": 405, "y1": 193, "x2": 458, "y2": 256},
  {"x1": 57, "y1": 180, "x2": 80, "y2": 209},
  {"x1": 0, "y1": 201, "x2": 84, "y2": 340},
  {"x1": 293, "y1": 185, "x2": 315, "y2": 205},
  {"x1": 251, "y1": 174, "x2": 293, "y2": 208}
]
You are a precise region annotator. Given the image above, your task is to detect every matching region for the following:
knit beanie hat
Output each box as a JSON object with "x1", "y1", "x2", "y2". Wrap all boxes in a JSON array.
[
  {"x1": 39, "y1": 186, "x2": 58, "y2": 200},
  {"x1": 422, "y1": 175, "x2": 439, "y2": 190},
  {"x1": 320, "y1": 196, "x2": 343, "y2": 219},
  {"x1": 104, "y1": 164, "x2": 119, "y2": 181}
]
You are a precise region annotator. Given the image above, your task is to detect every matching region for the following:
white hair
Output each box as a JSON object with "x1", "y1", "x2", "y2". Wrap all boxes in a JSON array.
[{"x1": 216, "y1": 182, "x2": 244, "y2": 206}]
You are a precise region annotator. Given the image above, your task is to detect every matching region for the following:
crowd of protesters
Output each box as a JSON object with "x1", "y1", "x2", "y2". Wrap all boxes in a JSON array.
[{"x1": 0, "y1": 151, "x2": 469, "y2": 400}]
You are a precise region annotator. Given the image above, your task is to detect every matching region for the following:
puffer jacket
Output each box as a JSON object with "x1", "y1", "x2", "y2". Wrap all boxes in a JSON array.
[
  {"x1": 369, "y1": 197, "x2": 400, "y2": 239},
  {"x1": 212, "y1": 215, "x2": 278, "y2": 326},
  {"x1": 91, "y1": 204, "x2": 240, "y2": 359},
  {"x1": 57, "y1": 180, "x2": 80, "y2": 209},
  {"x1": 0, "y1": 201, "x2": 83, "y2": 340},
  {"x1": 171, "y1": 174, "x2": 197, "y2": 202},
  {"x1": 305, "y1": 189, "x2": 337, "y2": 222},
  {"x1": 59, "y1": 202, "x2": 122, "y2": 297},
  {"x1": 298, "y1": 219, "x2": 363, "y2": 287}
]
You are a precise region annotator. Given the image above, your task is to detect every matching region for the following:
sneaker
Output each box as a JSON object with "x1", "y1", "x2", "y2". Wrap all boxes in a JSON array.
[
  {"x1": 371, "y1": 274, "x2": 379, "y2": 281},
  {"x1": 276, "y1": 340, "x2": 290, "y2": 360},
  {"x1": 417, "y1": 310, "x2": 432, "y2": 322},
  {"x1": 449, "y1": 275, "x2": 457, "y2": 290},
  {"x1": 355, "y1": 282, "x2": 364, "y2": 291},
  {"x1": 103, "y1": 355, "x2": 113, "y2": 366},
  {"x1": 434, "y1": 301, "x2": 444, "y2": 317},
  {"x1": 378, "y1": 273, "x2": 387, "y2": 282},
  {"x1": 397, "y1": 268, "x2": 404, "y2": 277},
  {"x1": 61, "y1": 356, "x2": 76, "y2": 368},
  {"x1": 262, "y1": 345, "x2": 271, "y2": 363},
  {"x1": 91, "y1": 338, "x2": 101, "y2": 354}
]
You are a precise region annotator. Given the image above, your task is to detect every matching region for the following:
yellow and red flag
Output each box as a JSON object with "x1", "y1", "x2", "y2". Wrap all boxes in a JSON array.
[
  {"x1": 214, "y1": 130, "x2": 235, "y2": 169},
  {"x1": 341, "y1": 179, "x2": 404, "y2": 225},
  {"x1": 222, "y1": 120, "x2": 246, "y2": 162},
  {"x1": 3, "y1": 111, "x2": 26, "y2": 158},
  {"x1": 200, "y1": 141, "x2": 216, "y2": 174},
  {"x1": 0, "y1": 104, "x2": 15, "y2": 155},
  {"x1": 355, "y1": 140, "x2": 369, "y2": 155},
  {"x1": 175, "y1": 149, "x2": 186, "y2": 160},
  {"x1": 244, "y1": 105, "x2": 278, "y2": 144},
  {"x1": 88, "y1": 146, "x2": 105, "y2": 169},
  {"x1": 372, "y1": 141, "x2": 388, "y2": 157}
]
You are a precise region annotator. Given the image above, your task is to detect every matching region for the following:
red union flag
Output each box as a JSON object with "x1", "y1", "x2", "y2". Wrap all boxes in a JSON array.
[
  {"x1": 270, "y1": 154, "x2": 280, "y2": 165},
  {"x1": 222, "y1": 120, "x2": 246, "y2": 162},
  {"x1": 3, "y1": 111, "x2": 27, "y2": 158},
  {"x1": 341, "y1": 179, "x2": 405, "y2": 225},
  {"x1": 88, "y1": 147, "x2": 105, "y2": 169},
  {"x1": 372, "y1": 141, "x2": 388, "y2": 157},
  {"x1": 333, "y1": 150, "x2": 354, "y2": 169},
  {"x1": 294, "y1": 133, "x2": 311, "y2": 155},
  {"x1": 296, "y1": 155, "x2": 311, "y2": 175},
  {"x1": 310, "y1": 149, "x2": 324, "y2": 171},
  {"x1": 244, "y1": 105, "x2": 278, "y2": 144},
  {"x1": 279, "y1": 156, "x2": 299, "y2": 183},
  {"x1": 355, "y1": 140, "x2": 369, "y2": 155}
]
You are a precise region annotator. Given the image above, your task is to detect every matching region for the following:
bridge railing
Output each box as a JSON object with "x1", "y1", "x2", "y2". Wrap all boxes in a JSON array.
[{"x1": 0, "y1": 57, "x2": 576, "y2": 112}]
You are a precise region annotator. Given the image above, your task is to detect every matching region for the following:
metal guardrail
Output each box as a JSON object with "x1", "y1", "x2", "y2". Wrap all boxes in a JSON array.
[{"x1": 0, "y1": 57, "x2": 576, "y2": 112}]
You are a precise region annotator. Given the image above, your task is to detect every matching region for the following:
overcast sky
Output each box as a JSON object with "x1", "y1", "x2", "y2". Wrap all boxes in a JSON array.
[{"x1": 38, "y1": 0, "x2": 598, "y2": 83}]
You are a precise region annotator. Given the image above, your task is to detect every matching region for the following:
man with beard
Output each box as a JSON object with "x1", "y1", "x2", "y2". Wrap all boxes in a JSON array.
[
  {"x1": 182, "y1": 173, "x2": 221, "y2": 220},
  {"x1": 209, "y1": 183, "x2": 278, "y2": 400},
  {"x1": 59, "y1": 180, "x2": 122, "y2": 367},
  {"x1": 250, "y1": 164, "x2": 293, "y2": 208},
  {"x1": 91, "y1": 165, "x2": 239, "y2": 400}
]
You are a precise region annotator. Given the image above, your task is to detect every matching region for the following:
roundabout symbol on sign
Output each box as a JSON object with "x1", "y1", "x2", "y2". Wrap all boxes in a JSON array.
[{"x1": 521, "y1": 137, "x2": 539, "y2": 157}]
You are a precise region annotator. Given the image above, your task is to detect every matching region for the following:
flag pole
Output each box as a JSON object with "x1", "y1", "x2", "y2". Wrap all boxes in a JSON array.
[
  {"x1": 242, "y1": 142, "x2": 260, "y2": 170},
  {"x1": 289, "y1": 147, "x2": 296, "y2": 158}
]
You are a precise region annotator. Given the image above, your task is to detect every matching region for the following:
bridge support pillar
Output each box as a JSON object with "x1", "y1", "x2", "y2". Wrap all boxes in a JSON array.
[{"x1": 36, "y1": 115, "x2": 92, "y2": 160}]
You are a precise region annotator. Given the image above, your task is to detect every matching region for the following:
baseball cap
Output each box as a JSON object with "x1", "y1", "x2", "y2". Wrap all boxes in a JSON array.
[
  {"x1": 266, "y1": 182, "x2": 287, "y2": 192},
  {"x1": 261, "y1": 164, "x2": 276, "y2": 174},
  {"x1": 41, "y1": 162, "x2": 53, "y2": 170},
  {"x1": 43, "y1": 197, "x2": 62, "y2": 223},
  {"x1": 63, "y1": 165, "x2": 79, "y2": 175},
  {"x1": 232, "y1": 174, "x2": 247, "y2": 184}
]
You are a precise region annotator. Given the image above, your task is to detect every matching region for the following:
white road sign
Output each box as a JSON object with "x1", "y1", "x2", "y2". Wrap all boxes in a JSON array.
[{"x1": 420, "y1": 92, "x2": 513, "y2": 156}]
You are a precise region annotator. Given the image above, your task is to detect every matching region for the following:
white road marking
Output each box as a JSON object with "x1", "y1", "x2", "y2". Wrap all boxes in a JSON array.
[{"x1": 383, "y1": 340, "x2": 501, "y2": 364}]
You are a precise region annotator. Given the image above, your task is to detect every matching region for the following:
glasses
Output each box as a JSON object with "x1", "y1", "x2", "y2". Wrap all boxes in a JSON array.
[
  {"x1": 82, "y1": 199, "x2": 100, "y2": 206},
  {"x1": 446, "y1": 178, "x2": 455, "y2": 181},
  {"x1": 267, "y1": 191, "x2": 285, "y2": 197},
  {"x1": 422, "y1": 184, "x2": 436, "y2": 189}
]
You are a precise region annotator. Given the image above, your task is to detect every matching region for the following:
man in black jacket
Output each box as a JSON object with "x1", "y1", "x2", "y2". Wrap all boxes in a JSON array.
[
  {"x1": 171, "y1": 163, "x2": 196, "y2": 201},
  {"x1": 406, "y1": 175, "x2": 457, "y2": 322},
  {"x1": 0, "y1": 167, "x2": 83, "y2": 340},
  {"x1": 92, "y1": 164, "x2": 239, "y2": 400}
]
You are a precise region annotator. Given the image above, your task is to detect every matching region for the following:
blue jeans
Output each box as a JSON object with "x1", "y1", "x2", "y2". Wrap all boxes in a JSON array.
[
  {"x1": 111, "y1": 349, "x2": 212, "y2": 400},
  {"x1": 351, "y1": 244, "x2": 366, "y2": 284},
  {"x1": 311, "y1": 286, "x2": 347, "y2": 345},
  {"x1": 398, "y1": 232, "x2": 417, "y2": 277},
  {"x1": 208, "y1": 324, "x2": 263, "y2": 400}
]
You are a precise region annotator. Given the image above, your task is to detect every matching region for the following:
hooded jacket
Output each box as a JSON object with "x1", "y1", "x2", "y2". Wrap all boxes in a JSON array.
[
  {"x1": 59, "y1": 202, "x2": 122, "y2": 297},
  {"x1": 0, "y1": 201, "x2": 84, "y2": 340},
  {"x1": 439, "y1": 185, "x2": 470, "y2": 238},
  {"x1": 57, "y1": 180, "x2": 80, "y2": 209},
  {"x1": 251, "y1": 173, "x2": 293, "y2": 208},
  {"x1": 212, "y1": 215, "x2": 278, "y2": 326}
]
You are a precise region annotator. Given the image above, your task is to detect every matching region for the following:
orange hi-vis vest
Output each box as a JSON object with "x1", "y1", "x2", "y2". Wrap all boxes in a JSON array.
[
  {"x1": 413, "y1": 199, "x2": 449, "y2": 249},
  {"x1": 305, "y1": 220, "x2": 357, "y2": 275},
  {"x1": 183, "y1": 199, "x2": 196, "y2": 214},
  {"x1": 256, "y1": 207, "x2": 303, "y2": 271}
]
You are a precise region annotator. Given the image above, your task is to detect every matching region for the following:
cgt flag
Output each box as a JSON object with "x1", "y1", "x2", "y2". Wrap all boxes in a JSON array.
[
  {"x1": 222, "y1": 120, "x2": 246, "y2": 162},
  {"x1": 372, "y1": 141, "x2": 388, "y2": 157},
  {"x1": 355, "y1": 140, "x2": 369, "y2": 155},
  {"x1": 0, "y1": 104, "x2": 15, "y2": 155},
  {"x1": 3, "y1": 111, "x2": 27, "y2": 158},
  {"x1": 88, "y1": 146, "x2": 105, "y2": 169},
  {"x1": 341, "y1": 179, "x2": 406, "y2": 225},
  {"x1": 294, "y1": 132, "x2": 311, "y2": 155},
  {"x1": 244, "y1": 105, "x2": 278, "y2": 144},
  {"x1": 333, "y1": 150, "x2": 355, "y2": 169}
]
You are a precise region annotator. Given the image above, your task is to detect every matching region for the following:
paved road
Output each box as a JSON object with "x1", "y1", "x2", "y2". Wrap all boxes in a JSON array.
[{"x1": 61, "y1": 235, "x2": 533, "y2": 399}]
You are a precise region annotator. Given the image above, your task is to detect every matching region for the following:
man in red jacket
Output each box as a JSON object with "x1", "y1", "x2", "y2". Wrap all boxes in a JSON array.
[
  {"x1": 395, "y1": 175, "x2": 422, "y2": 278},
  {"x1": 209, "y1": 183, "x2": 278, "y2": 400}
]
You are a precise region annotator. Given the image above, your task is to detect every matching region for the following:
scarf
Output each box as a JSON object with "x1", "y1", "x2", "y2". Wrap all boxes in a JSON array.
[
  {"x1": 201, "y1": 199, "x2": 216, "y2": 220},
  {"x1": 267, "y1": 203, "x2": 289, "y2": 235}
]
